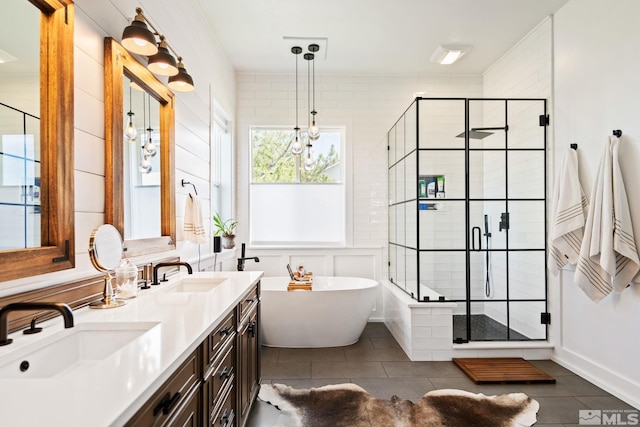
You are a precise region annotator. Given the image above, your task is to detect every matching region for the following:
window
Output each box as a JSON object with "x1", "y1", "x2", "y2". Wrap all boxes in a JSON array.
[
  {"x1": 211, "y1": 108, "x2": 233, "y2": 232},
  {"x1": 249, "y1": 126, "x2": 346, "y2": 247},
  {"x1": 251, "y1": 127, "x2": 341, "y2": 183}
]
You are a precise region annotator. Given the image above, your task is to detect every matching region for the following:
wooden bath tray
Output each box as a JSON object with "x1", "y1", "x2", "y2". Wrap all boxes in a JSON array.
[{"x1": 287, "y1": 282, "x2": 312, "y2": 291}]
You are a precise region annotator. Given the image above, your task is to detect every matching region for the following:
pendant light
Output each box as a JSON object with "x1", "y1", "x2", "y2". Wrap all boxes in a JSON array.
[
  {"x1": 121, "y1": 8, "x2": 158, "y2": 56},
  {"x1": 307, "y1": 44, "x2": 320, "y2": 141},
  {"x1": 303, "y1": 52, "x2": 315, "y2": 171},
  {"x1": 124, "y1": 84, "x2": 138, "y2": 142},
  {"x1": 138, "y1": 93, "x2": 151, "y2": 174},
  {"x1": 147, "y1": 35, "x2": 178, "y2": 77},
  {"x1": 304, "y1": 146, "x2": 315, "y2": 171},
  {"x1": 291, "y1": 46, "x2": 303, "y2": 156},
  {"x1": 143, "y1": 93, "x2": 157, "y2": 157},
  {"x1": 168, "y1": 57, "x2": 195, "y2": 92}
]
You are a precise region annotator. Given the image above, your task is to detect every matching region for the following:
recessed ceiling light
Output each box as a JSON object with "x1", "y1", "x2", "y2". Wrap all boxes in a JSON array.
[
  {"x1": 430, "y1": 45, "x2": 471, "y2": 65},
  {"x1": 0, "y1": 48, "x2": 18, "y2": 64}
]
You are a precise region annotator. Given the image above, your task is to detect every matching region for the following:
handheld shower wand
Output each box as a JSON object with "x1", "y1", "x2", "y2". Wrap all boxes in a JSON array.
[{"x1": 483, "y1": 215, "x2": 492, "y2": 298}]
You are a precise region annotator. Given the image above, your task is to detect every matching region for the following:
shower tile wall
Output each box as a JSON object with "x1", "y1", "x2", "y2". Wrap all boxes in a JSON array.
[{"x1": 415, "y1": 99, "x2": 483, "y2": 315}]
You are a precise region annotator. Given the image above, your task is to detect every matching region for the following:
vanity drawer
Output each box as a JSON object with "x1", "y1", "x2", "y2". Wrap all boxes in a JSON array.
[
  {"x1": 204, "y1": 339, "x2": 235, "y2": 420},
  {"x1": 211, "y1": 384, "x2": 236, "y2": 427},
  {"x1": 205, "y1": 311, "x2": 235, "y2": 368},
  {"x1": 125, "y1": 349, "x2": 200, "y2": 427},
  {"x1": 239, "y1": 285, "x2": 259, "y2": 322},
  {"x1": 165, "y1": 385, "x2": 200, "y2": 427}
]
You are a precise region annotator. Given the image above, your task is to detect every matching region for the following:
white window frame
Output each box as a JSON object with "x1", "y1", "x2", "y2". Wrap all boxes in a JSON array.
[
  {"x1": 249, "y1": 125, "x2": 351, "y2": 248},
  {"x1": 211, "y1": 104, "x2": 233, "y2": 241}
]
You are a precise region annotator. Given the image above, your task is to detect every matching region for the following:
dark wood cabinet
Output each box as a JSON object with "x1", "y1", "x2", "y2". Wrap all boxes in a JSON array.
[
  {"x1": 166, "y1": 386, "x2": 201, "y2": 427},
  {"x1": 125, "y1": 280, "x2": 260, "y2": 427},
  {"x1": 125, "y1": 349, "x2": 200, "y2": 427},
  {"x1": 237, "y1": 283, "x2": 260, "y2": 427},
  {"x1": 203, "y1": 330, "x2": 236, "y2": 425}
]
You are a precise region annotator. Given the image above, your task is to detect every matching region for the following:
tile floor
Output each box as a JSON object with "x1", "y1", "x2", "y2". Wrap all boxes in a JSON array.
[{"x1": 247, "y1": 322, "x2": 637, "y2": 427}]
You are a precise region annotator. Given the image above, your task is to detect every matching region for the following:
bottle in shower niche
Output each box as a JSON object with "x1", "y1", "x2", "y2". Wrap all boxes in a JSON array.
[
  {"x1": 419, "y1": 179, "x2": 427, "y2": 198},
  {"x1": 427, "y1": 179, "x2": 436, "y2": 198},
  {"x1": 418, "y1": 179, "x2": 427, "y2": 199}
]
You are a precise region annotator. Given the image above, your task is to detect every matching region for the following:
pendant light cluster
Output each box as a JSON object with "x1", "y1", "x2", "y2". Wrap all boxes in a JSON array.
[
  {"x1": 121, "y1": 8, "x2": 194, "y2": 92},
  {"x1": 137, "y1": 92, "x2": 157, "y2": 174},
  {"x1": 291, "y1": 44, "x2": 321, "y2": 170}
]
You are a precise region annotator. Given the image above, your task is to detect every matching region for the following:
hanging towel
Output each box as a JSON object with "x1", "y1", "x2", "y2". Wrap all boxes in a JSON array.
[
  {"x1": 183, "y1": 194, "x2": 206, "y2": 244},
  {"x1": 548, "y1": 148, "x2": 588, "y2": 273},
  {"x1": 574, "y1": 136, "x2": 639, "y2": 302},
  {"x1": 609, "y1": 137, "x2": 640, "y2": 291}
]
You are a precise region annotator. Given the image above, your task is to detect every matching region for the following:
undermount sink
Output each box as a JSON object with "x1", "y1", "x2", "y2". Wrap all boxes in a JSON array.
[
  {"x1": 168, "y1": 277, "x2": 228, "y2": 293},
  {"x1": 0, "y1": 322, "x2": 158, "y2": 379}
]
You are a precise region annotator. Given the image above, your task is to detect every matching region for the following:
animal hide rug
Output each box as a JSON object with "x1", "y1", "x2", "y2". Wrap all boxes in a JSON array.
[{"x1": 258, "y1": 383, "x2": 539, "y2": 427}]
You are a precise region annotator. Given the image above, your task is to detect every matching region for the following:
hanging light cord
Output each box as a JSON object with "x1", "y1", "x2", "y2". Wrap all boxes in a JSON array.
[
  {"x1": 295, "y1": 51, "x2": 299, "y2": 131},
  {"x1": 129, "y1": 85, "x2": 133, "y2": 114},
  {"x1": 142, "y1": 92, "x2": 146, "y2": 150},
  {"x1": 307, "y1": 55, "x2": 311, "y2": 130},
  {"x1": 312, "y1": 55, "x2": 316, "y2": 115}
]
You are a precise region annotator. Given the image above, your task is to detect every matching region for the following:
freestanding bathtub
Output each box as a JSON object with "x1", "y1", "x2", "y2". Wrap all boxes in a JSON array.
[{"x1": 260, "y1": 276, "x2": 379, "y2": 348}]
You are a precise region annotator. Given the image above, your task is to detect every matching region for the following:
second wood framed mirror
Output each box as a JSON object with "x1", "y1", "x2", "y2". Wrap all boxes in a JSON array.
[{"x1": 104, "y1": 37, "x2": 175, "y2": 257}]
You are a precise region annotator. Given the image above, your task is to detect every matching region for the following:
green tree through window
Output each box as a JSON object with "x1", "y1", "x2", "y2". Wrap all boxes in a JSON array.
[{"x1": 251, "y1": 128, "x2": 340, "y2": 183}]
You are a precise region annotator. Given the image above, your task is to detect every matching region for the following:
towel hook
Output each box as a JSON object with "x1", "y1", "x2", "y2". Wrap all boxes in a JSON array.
[
  {"x1": 181, "y1": 179, "x2": 198, "y2": 196},
  {"x1": 570, "y1": 143, "x2": 578, "y2": 150},
  {"x1": 613, "y1": 129, "x2": 622, "y2": 138}
]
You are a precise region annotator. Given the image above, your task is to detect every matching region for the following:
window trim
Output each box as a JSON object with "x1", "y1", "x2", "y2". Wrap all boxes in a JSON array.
[{"x1": 248, "y1": 125, "x2": 352, "y2": 248}]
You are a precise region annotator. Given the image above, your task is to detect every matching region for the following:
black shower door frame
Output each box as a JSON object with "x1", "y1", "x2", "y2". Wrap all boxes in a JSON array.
[{"x1": 413, "y1": 97, "x2": 549, "y2": 343}]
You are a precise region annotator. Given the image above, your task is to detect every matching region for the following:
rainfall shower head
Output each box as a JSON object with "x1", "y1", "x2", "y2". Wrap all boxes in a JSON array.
[{"x1": 456, "y1": 130, "x2": 494, "y2": 139}]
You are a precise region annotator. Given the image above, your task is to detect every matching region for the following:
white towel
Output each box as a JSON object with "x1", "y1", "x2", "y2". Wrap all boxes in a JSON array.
[
  {"x1": 610, "y1": 137, "x2": 640, "y2": 291},
  {"x1": 548, "y1": 148, "x2": 588, "y2": 273},
  {"x1": 183, "y1": 194, "x2": 206, "y2": 244},
  {"x1": 574, "y1": 136, "x2": 639, "y2": 302}
]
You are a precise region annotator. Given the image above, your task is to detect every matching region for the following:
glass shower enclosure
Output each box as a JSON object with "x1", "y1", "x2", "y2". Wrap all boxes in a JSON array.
[{"x1": 388, "y1": 98, "x2": 548, "y2": 343}]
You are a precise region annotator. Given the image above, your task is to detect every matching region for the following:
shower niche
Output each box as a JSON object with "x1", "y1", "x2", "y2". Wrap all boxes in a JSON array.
[{"x1": 388, "y1": 98, "x2": 548, "y2": 343}]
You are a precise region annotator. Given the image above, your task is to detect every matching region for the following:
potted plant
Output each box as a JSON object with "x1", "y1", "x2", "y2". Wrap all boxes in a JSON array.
[{"x1": 213, "y1": 212, "x2": 237, "y2": 249}]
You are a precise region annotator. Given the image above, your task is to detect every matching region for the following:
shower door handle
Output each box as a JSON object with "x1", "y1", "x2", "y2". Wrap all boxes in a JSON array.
[{"x1": 471, "y1": 227, "x2": 481, "y2": 251}]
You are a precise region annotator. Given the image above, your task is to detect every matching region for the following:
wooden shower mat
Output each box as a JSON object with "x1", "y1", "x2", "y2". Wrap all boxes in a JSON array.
[{"x1": 452, "y1": 357, "x2": 556, "y2": 384}]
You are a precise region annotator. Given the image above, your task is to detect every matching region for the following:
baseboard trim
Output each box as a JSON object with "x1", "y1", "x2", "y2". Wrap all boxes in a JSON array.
[{"x1": 553, "y1": 347, "x2": 640, "y2": 409}]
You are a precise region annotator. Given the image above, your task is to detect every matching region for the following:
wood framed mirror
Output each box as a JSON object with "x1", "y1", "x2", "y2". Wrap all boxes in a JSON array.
[
  {"x1": 0, "y1": 0, "x2": 75, "y2": 282},
  {"x1": 104, "y1": 37, "x2": 175, "y2": 257}
]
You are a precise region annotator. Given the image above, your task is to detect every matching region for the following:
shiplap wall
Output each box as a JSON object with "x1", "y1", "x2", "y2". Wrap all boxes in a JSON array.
[{"x1": 0, "y1": 0, "x2": 236, "y2": 297}]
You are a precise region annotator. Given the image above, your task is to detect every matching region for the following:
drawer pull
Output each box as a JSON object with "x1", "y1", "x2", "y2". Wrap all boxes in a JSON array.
[
  {"x1": 220, "y1": 366, "x2": 234, "y2": 379},
  {"x1": 247, "y1": 321, "x2": 256, "y2": 338},
  {"x1": 244, "y1": 297, "x2": 257, "y2": 303},
  {"x1": 219, "y1": 326, "x2": 234, "y2": 336},
  {"x1": 153, "y1": 391, "x2": 181, "y2": 416},
  {"x1": 220, "y1": 408, "x2": 235, "y2": 425}
]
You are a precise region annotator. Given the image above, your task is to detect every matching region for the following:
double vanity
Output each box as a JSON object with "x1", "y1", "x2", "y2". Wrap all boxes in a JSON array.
[{"x1": 0, "y1": 271, "x2": 262, "y2": 427}]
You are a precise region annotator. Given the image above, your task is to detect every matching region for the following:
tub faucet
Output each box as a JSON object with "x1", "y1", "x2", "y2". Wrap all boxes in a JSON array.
[
  {"x1": 0, "y1": 302, "x2": 74, "y2": 346},
  {"x1": 237, "y1": 243, "x2": 259, "y2": 271},
  {"x1": 152, "y1": 261, "x2": 192, "y2": 286}
]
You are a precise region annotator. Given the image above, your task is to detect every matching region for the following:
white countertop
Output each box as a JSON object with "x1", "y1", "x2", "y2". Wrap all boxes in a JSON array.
[{"x1": 0, "y1": 271, "x2": 263, "y2": 427}]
